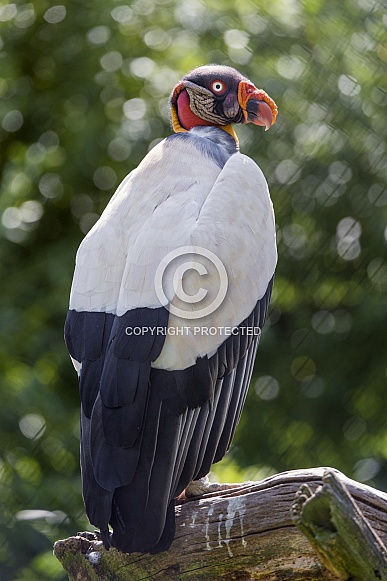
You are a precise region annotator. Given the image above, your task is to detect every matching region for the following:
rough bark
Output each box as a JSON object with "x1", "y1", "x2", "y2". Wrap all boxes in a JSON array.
[
  {"x1": 53, "y1": 468, "x2": 387, "y2": 580},
  {"x1": 292, "y1": 470, "x2": 387, "y2": 580}
]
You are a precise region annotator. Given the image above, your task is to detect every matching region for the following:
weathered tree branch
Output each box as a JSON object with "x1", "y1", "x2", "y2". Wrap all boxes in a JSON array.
[
  {"x1": 54, "y1": 468, "x2": 387, "y2": 580},
  {"x1": 292, "y1": 470, "x2": 387, "y2": 580}
]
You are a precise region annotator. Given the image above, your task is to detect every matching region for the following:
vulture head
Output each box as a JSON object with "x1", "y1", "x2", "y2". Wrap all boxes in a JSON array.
[{"x1": 170, "y1": 64, "x2": 278, "y2": 137}]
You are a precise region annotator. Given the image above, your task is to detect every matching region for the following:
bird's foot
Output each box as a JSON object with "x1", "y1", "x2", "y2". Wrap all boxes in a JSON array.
[
  {"x1": 77, "y1": 530, "x2": 99, "y2": 541},
  {"x1": 86, "y1": 528, "x2": 112, "y2": 550},
  {"x1": 182, "y1": 475, "x2": 248, "y2": 499}
]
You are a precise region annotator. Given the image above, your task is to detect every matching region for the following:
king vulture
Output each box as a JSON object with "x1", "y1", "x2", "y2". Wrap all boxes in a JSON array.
[{"x1": 65, "y1": 64, "x2": 278, "y2": 554}]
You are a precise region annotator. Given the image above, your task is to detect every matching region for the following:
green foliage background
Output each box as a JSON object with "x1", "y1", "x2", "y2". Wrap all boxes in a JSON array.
[{"x1": 0, "y1": 0, "x2": 386, "y2": 578}]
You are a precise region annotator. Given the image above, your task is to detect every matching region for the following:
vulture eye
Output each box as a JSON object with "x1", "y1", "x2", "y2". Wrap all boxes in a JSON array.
[{"x1": 210, "y1": 80, "x2": 226, "y2": 94}]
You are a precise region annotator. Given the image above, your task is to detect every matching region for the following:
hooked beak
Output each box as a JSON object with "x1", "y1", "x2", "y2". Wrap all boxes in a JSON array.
[
  {"x1": 245, "y1": 99, "x2": 274, "y2": 131},
  {"x1": 238, "y1": 80, "x2": 278, "y2": 131}
]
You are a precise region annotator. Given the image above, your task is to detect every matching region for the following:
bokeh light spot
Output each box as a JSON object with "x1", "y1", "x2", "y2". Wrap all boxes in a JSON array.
[
  {"x1": 87, "y1": 25, "x2": 111, "y2": 45},
  {"x1": 43, "y1": 5, "x2": 66, "y2": 24},
  {"x1": 2, "y1": 110, "x2": 23, "y2": 132},
  {"x1": 19, "y1": 414, "x2": 46, "y2": 440},
  {"x1": 254, "y1": 375, "x2": 280, "y2": 400},
  {"x1": 291, "y1": 356, "x2": 316, "y2": 381}
]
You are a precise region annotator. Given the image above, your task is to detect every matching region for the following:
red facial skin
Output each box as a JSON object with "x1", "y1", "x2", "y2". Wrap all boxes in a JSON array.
[{"x1": 176, "y1": 90, "x2": 214, "y2": 130}]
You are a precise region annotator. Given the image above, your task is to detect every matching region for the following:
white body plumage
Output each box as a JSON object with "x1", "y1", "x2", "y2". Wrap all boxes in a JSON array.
[{"x1": 70, "y1": 131, "x2": 276, "y2": 370}]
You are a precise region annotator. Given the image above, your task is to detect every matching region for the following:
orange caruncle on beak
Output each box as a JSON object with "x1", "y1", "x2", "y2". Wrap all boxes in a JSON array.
[{"x1": 238, "y1": 80, "x2": 278, "y2": 131}]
